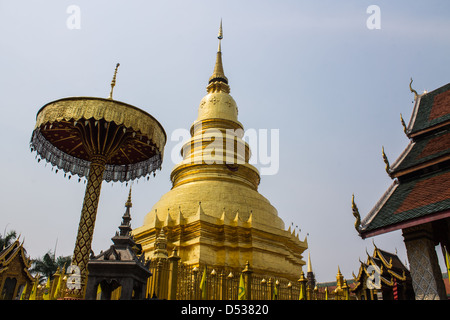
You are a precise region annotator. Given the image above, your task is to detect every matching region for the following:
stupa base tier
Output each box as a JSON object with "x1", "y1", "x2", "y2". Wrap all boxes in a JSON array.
[{"x1": 133, "y1": 219, "x2": 307, "y2": 282}]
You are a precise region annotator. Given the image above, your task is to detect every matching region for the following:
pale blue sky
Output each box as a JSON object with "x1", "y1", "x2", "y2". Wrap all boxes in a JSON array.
[{"x1": 1, "y1": 0, "x2": 450, "y2": 282}]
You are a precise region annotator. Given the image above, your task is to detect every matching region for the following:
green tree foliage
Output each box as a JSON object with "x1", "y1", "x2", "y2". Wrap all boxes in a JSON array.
[
  {"x1": 29, "y1": 251, "x2": 72, "y2": 283},
  {"x1": 0, "y1": 229, "x2": 17, "y2": 251}
]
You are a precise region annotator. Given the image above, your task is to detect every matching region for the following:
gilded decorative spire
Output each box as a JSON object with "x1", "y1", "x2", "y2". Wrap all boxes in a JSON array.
[
  {"x1": 118, "y1": 186, "x2": 132, "y2": 236},
  {"x1": 400, "y1": 113, "x2": 408, "y2": 134},
  {"x1": 218, "y1": 19, "x2": 223, "y2": 50},
  {"x1": 336, "y1": 266, "x2": 344, "y2": 289},
  {"x1": 352, "y1": 194, "x2": 361, "y2": 232},
  {"x1": 409, "y1": 77, "x2": 418, "y2": 101},
  {"x1": 153, "y1": 229, "x2": 168, "y2": 260},
  {"x1": 306, "y1": 251, "x2": 316, "y2": 289},
  {"x1": 307, "y1": 252, "x2": 312, "y2": 273},
  {"x1": 382, "y1": 146, "x2": 390, "y2": 174},
  {"x1": 108, "y1": 63, "x2": 120, "y2": 99},
  {"x1": 125, "y1": 185, "x2": 132, "y2": 208},
  {"x1": 208, "y1": 20, "x2": 229, "y2": 93}
]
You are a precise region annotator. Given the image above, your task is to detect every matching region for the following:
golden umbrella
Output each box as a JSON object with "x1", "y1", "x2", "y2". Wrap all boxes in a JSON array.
[{"x1": 30, "y1": 64, "x2": 166, "y2": 299}]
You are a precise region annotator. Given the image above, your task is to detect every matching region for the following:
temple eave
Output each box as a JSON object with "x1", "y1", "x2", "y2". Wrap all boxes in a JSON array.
[
  {"x1": 391, "y1": 155, "x2": 450, "y2": 178},
  {"x1": 360, "y1": 209, "x2": 450, "y2": 239}
]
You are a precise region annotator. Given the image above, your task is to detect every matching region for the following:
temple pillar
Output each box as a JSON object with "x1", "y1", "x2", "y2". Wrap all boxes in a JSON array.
[
  {"x1": 402, "y1": 224, "x2": 447, "y2": 300},
  {"x1": 84, "y1": 278, "x2": 99, "y2": 300},
  {"x1": 119, "y1": 278, "x2": 134, "y2": 300}
]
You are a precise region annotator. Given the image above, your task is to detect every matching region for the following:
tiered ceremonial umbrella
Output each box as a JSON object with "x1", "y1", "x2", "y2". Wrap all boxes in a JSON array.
[{"x1": 30, "y1": 64, "x2": 166, "y2": 298}]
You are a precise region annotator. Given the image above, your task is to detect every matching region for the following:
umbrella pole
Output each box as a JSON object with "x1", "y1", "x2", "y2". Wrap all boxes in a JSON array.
[{"x1": 66, "y1": 155, "x2": 106, "y2": 299}]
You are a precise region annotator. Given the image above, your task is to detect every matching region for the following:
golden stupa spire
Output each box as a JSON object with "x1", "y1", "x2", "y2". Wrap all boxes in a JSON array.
[
  {"x1": 108, "y1": 63, "x2": 120, "y2": 99},
  {"x1": 218, "y1": 19, "x2": 223, "y2": 52},
  {"x1": 336, "y1": 266, "x2": 344, "y2": 288},
  {"x1": 307, "y1": 251, "x2": 313, "y2": 273},
  {"x1": 208, "y1": 20, "x2": 229, "y2": 91}
]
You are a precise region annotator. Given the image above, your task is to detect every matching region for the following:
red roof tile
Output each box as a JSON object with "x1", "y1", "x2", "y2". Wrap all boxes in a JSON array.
[
  {"x1": 417, "y1": 132, "x2": 450, "y2": 159},
  {"x1": 394, "y1": 171, "x2": 450, "y2": 214},
  {"x1": 430, "y1": 90, "x2": 450, "y2": 121}
]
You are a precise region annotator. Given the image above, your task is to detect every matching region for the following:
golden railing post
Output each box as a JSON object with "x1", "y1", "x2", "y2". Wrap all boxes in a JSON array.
[
  {"x1": 242, "y1": 261, "x2": 253, "y2": 300},
  {"x1": 193, "y1": 267, "x2": 199, "y2": 300},
  {"x1": 50, "y1": 269, "x2": 60, "y2": 299},
  {"x1": 210, "y1": 269, "x2": 217, "y2": 300},
  {"x1": 60, "y1": 276, "x2": 67, "y2": 300},
  {"x1": 274, "y1": 280, "x2": 279, "y2": 300},
  {"x1": 168, "y1": 247, "x2": 181, "y2": 300},
  {"x1": 298, "y1": 271, "x2": 307, "y2": 300},
  {"x1": 227, "y1": 272, "x2": 234, "y2": 300},
  {"x1": 37, "y1": 284, "x2": 43, "y2": 300},
  {"x1": 261, "y1": 278, "x2": 267, "y2": 300},
  {"x1": 219, "y1": 271, "x2": 226, "y2": 300},
  {"x1": 287, "y1": 282, "x2": 293, "y2": 300},
  {"x1": 268, "y1": 278, "x2": 273, "y2": 300}
]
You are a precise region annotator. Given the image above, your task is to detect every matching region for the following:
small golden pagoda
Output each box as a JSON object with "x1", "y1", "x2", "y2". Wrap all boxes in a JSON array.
[{"x1": 133, "y1": 22, "x2": 307, "y2": 281}]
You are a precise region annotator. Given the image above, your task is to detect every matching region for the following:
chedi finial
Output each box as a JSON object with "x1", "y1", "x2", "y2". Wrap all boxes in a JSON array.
[
  {"x1": 207, "y1": 20, "x2": 229, "y2": 92},
  {"x1": 108, "y1": 63, "x2": 120, "y2": 100},
  {"x1": 218, "y1": 19, "x2": 223, "y2": 39}
]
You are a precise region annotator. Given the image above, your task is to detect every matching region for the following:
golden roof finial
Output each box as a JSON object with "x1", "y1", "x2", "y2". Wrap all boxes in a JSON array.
[
  {"x1": 108, "y1": 63, "x2": 120, "y2": 100},
  {"x1": 382, "y1": 146, "x2": 390, "y2": 174},
  {"x1": 409, "y1": 77, "x2": 418, "y2": 101},
  {"x1": 208, "y1": 20, "x2": 228, "y2": 88},
  {"x1": 400, "y1": 113, "x2": 408, "y2": 134},
  {"x1": 352, "y1": 194, "x2": 361, "y2": 232},
  {"x1": 218, "y1": 18, "x2": 223, "y2": 51}
]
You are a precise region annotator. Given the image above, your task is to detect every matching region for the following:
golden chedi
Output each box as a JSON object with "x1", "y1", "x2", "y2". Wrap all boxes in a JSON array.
[{"x1": 133, "y1": 22, "x2": 307, "y2": 280}]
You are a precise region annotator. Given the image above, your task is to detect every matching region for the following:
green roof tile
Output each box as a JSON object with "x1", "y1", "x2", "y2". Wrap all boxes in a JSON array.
[
  {"x1": 410, "y1": 83, "x2": 450, "y2": 135},
  {"x1": 361, "y1": 168, "x2": 450, "y2": 234},
  {"x1": 391, "y1": 130, "x2": 450, "y2": 173}
]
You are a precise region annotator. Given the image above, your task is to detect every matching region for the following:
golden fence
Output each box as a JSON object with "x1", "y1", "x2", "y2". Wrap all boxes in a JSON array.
[
  {"x1": 145, "y1": 258, "x2": 352, "y2": 301},
  {"x1": 27, "y1": 257, "x2": 352, "y2": 300}
]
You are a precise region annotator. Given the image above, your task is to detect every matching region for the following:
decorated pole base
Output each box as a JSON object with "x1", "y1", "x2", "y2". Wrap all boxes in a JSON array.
[
  {"x1": 403, "y1": 225, "x2": 448, "y2": 300},
  {"x1": 64, "y1": 155, "x2": 106, "y2": 300}
]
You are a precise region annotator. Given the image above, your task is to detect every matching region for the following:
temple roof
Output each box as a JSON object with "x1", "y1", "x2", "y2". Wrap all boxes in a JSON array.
[
  {"x1": 389, "y1": 82, "x2": 450, "y2": 178},
  {"x1": 407, "y1": 82, "x2": 450, "y2": 136},
  {"x1": 0, "y1": 239, "x2": 34, "y2": 282},
  {"x1": 360, "y1": 168, "x2": 450, "y2": 237},
  {"x1": 373, "y1": 246, "x2": 409, "y2": 273},
  {"x1": 352, "y1": 246, "x2": 410, "y2": 291},
  {"x1": 390, "y1": 130, "x2": 450, "y2": 178},
  {"x1": 358, "y1": 81, "x2": 450, "y2": 238}
]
